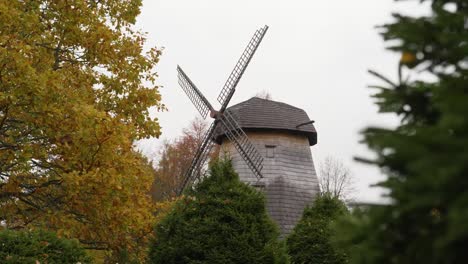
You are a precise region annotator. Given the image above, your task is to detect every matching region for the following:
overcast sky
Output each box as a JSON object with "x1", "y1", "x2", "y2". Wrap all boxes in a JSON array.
[{"x1": 136, "y1": 0, "x2": 430, "y2": 203}]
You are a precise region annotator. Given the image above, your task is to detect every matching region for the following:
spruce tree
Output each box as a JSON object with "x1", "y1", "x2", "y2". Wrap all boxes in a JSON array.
[
  {"x1": 148, "y1": 159, "x2": 289, "y2": 264},
  {"x1": 335, "y1": 1, "x2": 468, "y2": 264},
  {"x1": 287, "y1": 195, "x2": 348, "y2": 264}
]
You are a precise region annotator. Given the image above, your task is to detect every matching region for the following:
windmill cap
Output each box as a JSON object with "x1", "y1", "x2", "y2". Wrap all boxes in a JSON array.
[{"x1": 214, "y1": 97, "x2": 317, "y2": 146}]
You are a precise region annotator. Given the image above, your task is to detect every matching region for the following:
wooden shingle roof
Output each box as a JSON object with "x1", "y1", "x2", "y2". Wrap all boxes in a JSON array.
[{"x1": 214, "y1": 97, "x2": 317, "y2": 145}]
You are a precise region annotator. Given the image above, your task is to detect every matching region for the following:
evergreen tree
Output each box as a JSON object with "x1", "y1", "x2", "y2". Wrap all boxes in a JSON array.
[
  {"x1": 0, "y1": 229, "x2": 91, "y2": 264},
  {"x1": 148, "y1": 159, "x2": 289, "y2": 264},
  {"x1": 287, "y1": 195, "x2": 348, "y2": 264},
  {"x1": 335, "y1": 1, "x2": 468, "y2": 263}
]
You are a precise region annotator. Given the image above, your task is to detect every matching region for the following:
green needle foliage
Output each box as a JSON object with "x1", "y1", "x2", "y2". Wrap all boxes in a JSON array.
[
  {"x1": 148, "y1": 159, "x2": 289, "y2": 264},
  {"x1": 287, "y1": 194, "x2": 348, "y2": 264},
  {"x1": 334, "y1": 1, "x2": 468, "y2": 264},
  {"x1": 0, "y1": 229, "x2": 91, "y2": 264}
]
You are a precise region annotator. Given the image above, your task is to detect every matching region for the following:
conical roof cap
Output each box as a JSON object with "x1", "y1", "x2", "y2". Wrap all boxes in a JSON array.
[{"x1": 214, "y1": 97, "x2": 317, "y2": 145}]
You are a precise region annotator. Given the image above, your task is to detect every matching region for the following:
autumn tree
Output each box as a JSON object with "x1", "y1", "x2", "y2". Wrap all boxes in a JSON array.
[
  {"x1": 255, "y1": 90, "x2": 273, "y2": 100},
  {"x1": 318, "y1": 156, "x2": 355, "y2": 202},
  {"x1": 335, "y1": 1, "x2": 468, "y2": 263},
  {"x1": 151, "y1": 117, "x2": 215, "y2": 201},
  {"x1": 0, "y1": 0, "x2": 163, "y2": 262}
]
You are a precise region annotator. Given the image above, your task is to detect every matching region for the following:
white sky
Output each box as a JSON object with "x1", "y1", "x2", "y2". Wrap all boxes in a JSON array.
[{"x1": 136, "y1": 0, "x2": 430, "y2": 203}]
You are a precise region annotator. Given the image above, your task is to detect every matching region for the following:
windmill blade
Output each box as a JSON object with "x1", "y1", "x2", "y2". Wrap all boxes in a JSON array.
[
  {"x1": 218, "y1": 25, "x2": 269, "y2": 112},
  {"x1": 220, "y1": 110, "x2": 263, "y2": 180},
  {"x1": 177, "y1": 65, "x2": 214, "y2": 119},
  {"x1": 178, "y1": 121, "x2": 217, "y2": 195}
]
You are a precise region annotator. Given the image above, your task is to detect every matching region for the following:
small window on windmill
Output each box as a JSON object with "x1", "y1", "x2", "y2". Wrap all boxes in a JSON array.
[{"x1": 265, "y1": 145, "x2": 276, "y2": 158}]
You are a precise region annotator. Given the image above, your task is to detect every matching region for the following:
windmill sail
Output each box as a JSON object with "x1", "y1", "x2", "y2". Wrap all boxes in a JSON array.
[
  {"x1": 218, "y1": 25, "x2": 269, "y2": 111},
  {"x1": 178, "y1": 121, "x2": 217, "y2": 194},
  {"x1": 220, "y1": 110, "x2": 263, "y2": 180},
  {"x1": 176, "y1": 26, "x2": 268, "y2": 195},
  {"x1": 177, "y1": 65, "x2": 214, "y2": 119}
]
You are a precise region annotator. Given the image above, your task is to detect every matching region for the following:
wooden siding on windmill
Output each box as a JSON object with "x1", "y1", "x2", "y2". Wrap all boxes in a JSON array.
[
  {"x1": 221, "y1": 132, "x2": 320, "y2": 235},
  {"x1": 215, "y1": 97, "x2": 321, "y2": 235}
]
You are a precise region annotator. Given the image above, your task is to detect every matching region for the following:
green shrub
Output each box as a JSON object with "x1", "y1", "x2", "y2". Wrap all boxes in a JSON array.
[
  {"x1": 148, "y1": 158, "x2": 289, "y2": 264},
  {"x1": 0, "y1": 229, "x2": 91, "y2": 264},
  {"x1": 287, "y1": 194, "x2": 348, "y2": 264}
]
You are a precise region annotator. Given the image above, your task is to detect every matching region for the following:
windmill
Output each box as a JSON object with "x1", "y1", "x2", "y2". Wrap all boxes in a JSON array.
[
  {"x1": 176, "y1": 25, "x2": 269, "y2": 194},
  {"x1": 177, "y1": 25, "x2": 320, "y2": 235}
]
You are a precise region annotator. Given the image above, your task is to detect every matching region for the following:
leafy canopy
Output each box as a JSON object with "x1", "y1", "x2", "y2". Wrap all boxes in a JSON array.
[
  {"x1": 150, "y1": 117, "x2": 212, "y2": 201},
  {"x1": 335, "y1": 1, "x2": 468, "y2": 263},
  {"x1": 0, "y1": 0, "x2": 163, "y2": 261},
  {"x1": 149, "y1": 158, "x2": 290, "y2": 264}
]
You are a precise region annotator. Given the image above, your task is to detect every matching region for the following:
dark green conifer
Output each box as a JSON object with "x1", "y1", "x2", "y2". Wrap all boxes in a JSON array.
[
  {"x1": 148, "y1": 159, "x2": 289, "y2": 264},
  {"x1": 335, "y1": 1, "x2": 468, "y2": 263},
  {"x1": 0, "y1": 229, "x2": 91, "y2": 264},
  {"x1": 287, "y1": 195, "x2": 348, "y2": 264}
]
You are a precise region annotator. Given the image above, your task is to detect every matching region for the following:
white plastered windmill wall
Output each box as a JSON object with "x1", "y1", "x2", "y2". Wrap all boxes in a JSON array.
[{"x1": 215, "y1": 97, "x2": 320, "y2": 235}]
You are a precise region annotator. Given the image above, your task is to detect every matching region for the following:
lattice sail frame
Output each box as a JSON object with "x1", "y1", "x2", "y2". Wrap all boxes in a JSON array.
[
  {"x1": 178, "y1": 122, "x2": 217, "y2": 194},
  {"x1": 218, "y1": 25, "x2": 269, "y2": 112},
  {"x1": 177, "y1": 66, "x2": 214, "y2": 119},
  {"x1": 177, "y1": 25, "x2": 269, "y2": 195},
  {"x1": 220, "y1": 111, "x2": 263, "y2": 179}
]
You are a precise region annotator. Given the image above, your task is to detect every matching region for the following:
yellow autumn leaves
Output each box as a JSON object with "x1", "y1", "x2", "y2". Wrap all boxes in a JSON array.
[
  {"x1": 400, "y1": 51, "x2": 417, "y2": 65},
  {"x1": 0, "y1": 0, "x2": 166, "y2": 262}
]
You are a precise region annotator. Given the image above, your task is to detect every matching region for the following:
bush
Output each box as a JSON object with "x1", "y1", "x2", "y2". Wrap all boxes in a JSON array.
[
  {"x1": 0, "y1": 229, "x2": 91, "y2": 264},
  {"x1": 148, "y1": 158, "x2": 289, "y2": 264},
  {"x1": 287, "y1": 195, "x2": 348, "y2": 264}
]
